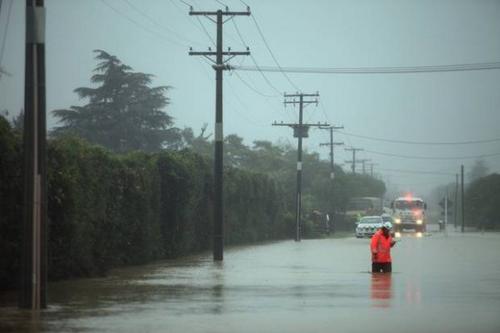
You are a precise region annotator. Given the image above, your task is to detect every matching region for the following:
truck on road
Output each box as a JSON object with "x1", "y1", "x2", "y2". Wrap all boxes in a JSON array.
[{"x1": 391, "y1": 195, "x2": 427, "y2": 233}]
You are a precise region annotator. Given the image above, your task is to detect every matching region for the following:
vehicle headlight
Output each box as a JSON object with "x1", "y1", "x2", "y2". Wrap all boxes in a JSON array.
[
  {"x1": 416, "y1": 219, "x2": 423, "y2": 225},
  {"x1": 394, "y1": 218, "x2": 401, "y2": 224},
  {"x1": 416, "y1": 232, "x2": 423, "y2": 238},
  {"x1": 395, "y1": 232, "x2": 401, "y2": 238}
]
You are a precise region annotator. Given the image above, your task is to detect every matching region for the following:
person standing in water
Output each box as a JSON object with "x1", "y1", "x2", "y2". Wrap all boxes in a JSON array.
[{"x1": 371, "y1": 222, "x2": 396, "y2": 273}]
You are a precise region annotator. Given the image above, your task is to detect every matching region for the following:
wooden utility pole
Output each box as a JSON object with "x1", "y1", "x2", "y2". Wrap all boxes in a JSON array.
[
  {"x1": 359, "y1": 158, "x2": 371, "y2": 174},
  {"x1": 454, "y1": 173, "x2": 458, "y2": 229},
  {"x1": 344, "y1": 147, "x2": 363, "y2": 174},
  {"x1": 461, "y1": 165, "x2": 465, "y2": 233},
  {"x1": 444, "y1": 190, "x2": 448, "y2": 229},
  {"x1": 189, "y1": 6, "x2": 250, "y2": 261},
  {"x1": 368, "y1": 163, "x2": 378, "y2": 177},
  {"x1": 20, "y1": 0, "x2": 47, "y2": 310},
  {"x1": 272, "y1": 92, "x2": 328, "y2": 241},
  {"x1": 319, "y1": 125, "x2": 343, "y2": 179}
]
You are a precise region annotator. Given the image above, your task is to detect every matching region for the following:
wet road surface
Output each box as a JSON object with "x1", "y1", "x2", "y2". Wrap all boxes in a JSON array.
[{"x1": 1, "y1": 229, "x2": 500, "y2": 333}]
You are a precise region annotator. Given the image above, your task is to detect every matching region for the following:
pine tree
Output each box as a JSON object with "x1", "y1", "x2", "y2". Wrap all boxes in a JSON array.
[{"x1": 52, "y1": 50, "x2": 179, "y2": 152}]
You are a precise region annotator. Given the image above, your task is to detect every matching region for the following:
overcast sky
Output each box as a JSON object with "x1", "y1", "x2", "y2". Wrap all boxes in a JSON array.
[{"x1": 1, "y1": 0, "x2": 499, "y2": 199}]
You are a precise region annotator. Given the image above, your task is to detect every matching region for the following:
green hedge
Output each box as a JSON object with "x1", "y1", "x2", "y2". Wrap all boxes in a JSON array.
[
  {"x1": 465, "y1": 173, "x2": 500, "y2": 229},
  {"x1": 225, "y1": 168, "x2": 291, "y2": 244},
  {"x1": 157, "y1": 150, "x2": 213, "y2": 256},
  {"x1": 47, "y1": 138, "x2": 163, "y2": 279},
  {"x1": 0, "y1": 121, "x2": 292, "y2": 288},
  {"x1": 0, "y1": 117, "x2": 23, "y2": 289}
]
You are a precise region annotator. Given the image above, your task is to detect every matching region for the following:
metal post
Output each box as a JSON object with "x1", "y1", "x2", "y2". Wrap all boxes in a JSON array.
[{"x1": 461, "y1": 165, "x2": 465, "y2": 233}]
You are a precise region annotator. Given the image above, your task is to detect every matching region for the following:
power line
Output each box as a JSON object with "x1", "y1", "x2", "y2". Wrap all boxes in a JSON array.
[
  {"x1": 178, "y1": 0, "x2": 192, "y2": 7},
  {"x1": 121, "y1": 0, "x2": 203, "y2": 47},
  {"x1": 319, "y1": 101, "x2": 332, "y2": 124},
  {"x1": 190, "y1": 0, "x2": 245, "y2": 46},
  {"x1": 377, "y1": 167, "x2": 455, "y2": 176},
  {"x1": 337, "y1": 130, "x2": 500, "y2": 145},
  {"x1": 169, "y1": 0, "x2": 231, "y2": 49},
  {"x1": 231, "y1": 19, "x2": 282, "y2": 97},
  {"x1": 100, "y1": 0, "x2": 187, "y2": 48},
  {"x1": 249, "y1": 54, "x2": 284, "y2": 95},
  {"x1": 199, "y1": 56, "x2": 269, "y2": 129},
  {"x1": 250, "y1": 12, "x2": 301, "y2": 92},
  {"x1": 364, "y1": 149, "x2": 500, "y2": 160},
  {"x1": 231, "y1": 70, "x2": 276, "y2": 98},
  {"x1": 230, "y1": 61, "x2": 500, "y2": 74},
  {"x1": 345, "y1": 147, "x2": 363, "y2": 173},
  {"x1": 0, "y1": 0, "x2": 13, "y2": 68},
  {"x1": 195, "y1": 16, "x2": 216, "y2": 46},
  {"x1": 214, "y1": 0, "x2": 228, "y2": 8},
  {"x1": 225, "y1": 75, "x2": 270, "y2": 128}
]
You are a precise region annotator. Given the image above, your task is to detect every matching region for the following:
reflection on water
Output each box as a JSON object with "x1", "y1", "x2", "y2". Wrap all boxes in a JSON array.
[
  {"x1": 211, "y1": 262, "x2": 225, "y2": 314},
  {"x1": 0, "y1": 307, "x2": 42, "y2": 333},
  {"x1": 371, "y1": 273, "x2": 392, "y2": 308},
  {"x1": 1, "y1": 233, "x2": 500, "y2": 333},
  {"x1": 404, "y1": 280, "x2": 421, "y2": 305}
]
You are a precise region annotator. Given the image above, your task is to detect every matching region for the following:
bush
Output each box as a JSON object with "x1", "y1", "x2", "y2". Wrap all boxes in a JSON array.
[
  {"x1": 47, "y1": 137, "x2": 163, "y2": 279},
  {"x1": 465, "y1": 173, "x2": 500, "y2": 229},
  {"x1": 0, "y1": 121, "x2": 293, "y2": 288},
  {"x1": 0, "y1": 118, "x2": 23, "y2": 290},
  {"x1": 157, "y1": 150, "x2": 213, "y2": 256},
  {"x1": 225, "y1": 168, "x2": 290, "y2": 244}
]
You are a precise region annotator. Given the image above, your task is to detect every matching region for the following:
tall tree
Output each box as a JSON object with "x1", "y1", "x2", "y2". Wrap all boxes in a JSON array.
[
  {"x1": 181, "y1": 123, "x2": 213, "y2": 158},
  {"x1": 468, "y1": 159, "x2": 489, "y2": 183},
  {"x1": 52, "y1": 50, "x2": 179, "y2": 152}
]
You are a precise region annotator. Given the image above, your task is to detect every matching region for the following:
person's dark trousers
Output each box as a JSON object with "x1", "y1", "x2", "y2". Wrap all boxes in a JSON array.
[{"x1": 372, "y1": 262, "x2": 392, "y2": 273}]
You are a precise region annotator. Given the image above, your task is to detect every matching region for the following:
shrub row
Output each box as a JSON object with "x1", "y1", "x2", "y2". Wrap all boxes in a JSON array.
[
  {"x1": 0, "y1": 120, "x2": 292, "y2": 289},
  {"x1": 465, "y1": 173, "x2": 500, "y2": 229}
]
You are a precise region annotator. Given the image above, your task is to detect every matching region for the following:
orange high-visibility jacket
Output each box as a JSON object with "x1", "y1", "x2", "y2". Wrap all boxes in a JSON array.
[{"x1": 370, "y1": 229, "x2": 393, "y2": 263}]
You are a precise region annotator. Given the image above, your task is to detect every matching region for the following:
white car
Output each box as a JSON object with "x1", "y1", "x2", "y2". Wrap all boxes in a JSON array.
[{"x1": 355, "y1": 216, "x2": 383, "y2": 238}]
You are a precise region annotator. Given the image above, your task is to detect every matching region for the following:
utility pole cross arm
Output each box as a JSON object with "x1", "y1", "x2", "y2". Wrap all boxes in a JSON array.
[
  {"x1": 189, "y1": 10, "x2": 251, "y2": 16},
  {"x1": 344, "y1": 147, "x2": 363, "y2": 174},
  {"x1": 284, "y1": 92, "x2": 319, "y2": 97},
  {"x1": 189, "y1": 51, "x2": 250, "y2": 56}
]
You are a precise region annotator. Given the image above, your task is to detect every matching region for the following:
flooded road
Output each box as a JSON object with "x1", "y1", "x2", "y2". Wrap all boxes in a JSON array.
[{"x1": 2, "y1": 230, "x2": 500, "y2": 333}]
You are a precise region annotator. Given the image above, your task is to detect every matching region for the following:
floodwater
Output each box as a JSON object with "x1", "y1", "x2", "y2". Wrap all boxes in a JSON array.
[{"x1": 1, "y1": 229, "x2": 500, "y2": 333}]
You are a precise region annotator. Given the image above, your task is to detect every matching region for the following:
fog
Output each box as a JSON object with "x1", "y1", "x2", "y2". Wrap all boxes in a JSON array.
[
  {"x1": 2, "y1": 2, "x2": 500, "y2": 332},
  {"x1": 1, "y1": 0, "x2": 499, "y2": 198}
]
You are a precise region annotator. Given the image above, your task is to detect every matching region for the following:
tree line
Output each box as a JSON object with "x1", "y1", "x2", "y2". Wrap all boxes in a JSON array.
[
  {"x1": 0, "y1": 119, "x2": 292, "y2": 289},
  {"x1": 428, "y1": 160, "x2": 500, "y2": 229},
  {"x1": 0, "y1": 50, "x2": 386, "y2": 289},
  {"x1": 48, "y1": 50, "x2": 386, "y2": 224}
]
